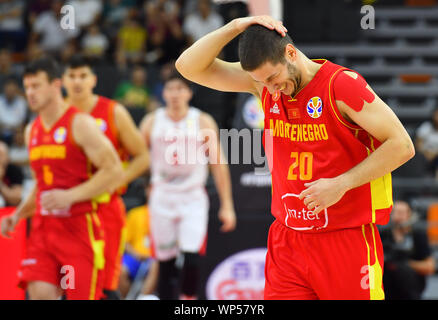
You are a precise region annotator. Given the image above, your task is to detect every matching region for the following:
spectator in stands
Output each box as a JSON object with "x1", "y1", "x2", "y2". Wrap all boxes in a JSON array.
[
  {"x1": 0, "y1": 78, "x2": 27, "y2": 145},
  {"x1": 142, "y1": 0, "x2": 186, "y2": 65},
  {"x1": 118, "y1": 183, "x2": 159, "y2": 300},
  {"x1": 102, "y1": 0, "x2": 134, "y2": 38},
  {"x1": 0, "y1": 0, "x2": 27, "y2": 51},
  {"x1": 0, "y1": 141, "x2": 23, "y2": 207},
  {"x1": 116, "y1": 12, "x2": 147, "y2": 65},
  {"x1": 25, "y1": 42, "x2": 44, "y2": 62},
  {"x1": 26, "y1": 0, "x2": 52, "y2": 26},
  {"x1": 114, "y1": 65, "x2": 153, "y2": 111},
  {"x1": 81, "y1": 23, "x2": 109, "y2": 60},
  {"x1": 152, "y1": 62, "x2": 175, "y2": 105},
  {"x1": 60, "y1": 41, "x2": 78, "y2": 65},
  {"x1": 380, "y1": 200, "x2": 436, "y2": 300},
  {"x1": 66, "y1": 0, "x2": 103, "y2": 30},
  {"x1": 183, "y1": 0, "x2": 223, "y2": 44},
  {"x1": 0, "y1": 48, "x2": 22, "y2": 91},
  {"x1": 30, "y1": 0, "x2": 79, "y2": 55},
  {"x1": 416, "y1": 107, "x2": 438, "y2": 177}
]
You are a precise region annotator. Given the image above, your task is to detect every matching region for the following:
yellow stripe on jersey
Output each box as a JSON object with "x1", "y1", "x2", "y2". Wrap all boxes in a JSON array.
[
  {"x1": 85, "y1": 213, "x2": 105, "y2": 300},
  {"x1": 369, "y1": 173, "x2": 393, "y2": 223},
  {"x1": 361, "y1": 224, "x2": 384, "y2": 300},
  {"x1": 369, "y1": 224, "x2": 384, "y2": 300},
  {"x1": 93, "y1": 192, "x2": 111, "y2": 204}
]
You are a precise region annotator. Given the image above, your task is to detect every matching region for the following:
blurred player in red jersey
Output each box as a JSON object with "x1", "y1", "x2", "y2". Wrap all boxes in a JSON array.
[
  {"x1": 0, "y1": 57, "x2": 123, "y2": 300},
  {"x1": 62, "y1": 55, "x2": 150, "y2": 300},
  {"x1": 175, "y1": 16, "x2": 415, "y2": 299}
]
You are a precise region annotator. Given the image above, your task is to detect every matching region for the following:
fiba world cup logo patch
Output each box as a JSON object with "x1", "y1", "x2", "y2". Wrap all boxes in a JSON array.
[
  {"x1": 53, "y1": 127, "x2": 67, "y2": 144},
  {"x1": 306, "y1": 96, "x2": 323, "y2": 119},
  {"x1": 95, "y1": 118, "x2": 107, "y2": 132}
]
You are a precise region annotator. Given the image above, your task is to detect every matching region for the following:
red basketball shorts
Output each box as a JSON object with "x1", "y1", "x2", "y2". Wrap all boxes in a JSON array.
[
  {"x1": 18, "y1": 213, "x2": 105, "y2": 300},
  {"x1": 264, "y1": 219, "x2": 385, "y2": 300},
  {"x1": 98, "y1": 195, "x2": 127, "y2": 291}
]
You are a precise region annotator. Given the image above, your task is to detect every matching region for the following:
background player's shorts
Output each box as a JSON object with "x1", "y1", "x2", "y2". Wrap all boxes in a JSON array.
[
  {"x1": 18, "y1": 213, "x2": 105, "y2": 300},
  {"x1": 98, "y1": 195, "x2": 127, "y2": 291},
  {"x1": 264, "y1": 219, "x2": 385, "y2": 300},
  {"x1": 148, "y1": 187, "x2": 209, "y2": 261}
]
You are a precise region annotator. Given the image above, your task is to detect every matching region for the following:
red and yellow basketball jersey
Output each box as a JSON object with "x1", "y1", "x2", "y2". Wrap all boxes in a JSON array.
[
  {"x1": 262, "y1": 59, "x2": 392, "y2": 233},
  {"x1": 29, "y1": 106, "x2": 94, "y2": 217},
  {"x1": 90, "y1": 96, "x2": 129, "y2": 196}
]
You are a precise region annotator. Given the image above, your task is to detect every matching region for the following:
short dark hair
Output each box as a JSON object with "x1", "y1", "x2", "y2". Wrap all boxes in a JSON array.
[
  {"x1": 64, "y1": 54, "x2": 94, "y2": 73},
  {"x1": 164, "y1": 70, "x2": 192, "y2": 89},
  {"x1": 238, "y1": 25, "x2": 294, "y2": 71},
  {"x1": 23, "y1": 56, "x2": 61, "y2": 81}
]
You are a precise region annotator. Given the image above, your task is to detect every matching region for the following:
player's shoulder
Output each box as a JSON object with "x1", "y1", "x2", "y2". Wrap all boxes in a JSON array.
[
  {"x1": 92, "y1": 95, "x2": 119, "y2": 114},
  {"x1": 139, "y1": 109, "x2": 158, "y2": 133},
  {"x1": 24, "y1": 118, "x2": 38, "y2": 145},
  {"x1": 199, "y1": 110, "x2": 218, "y2": 130},
  {"x1": 71, "y1": 111, "x2": 97, "y2": 131},
  {"x1": 96, "y1": 95, "x2": 114, "y2": 106},
  {"x1": 339, "y1": 69, "x2": 361, "y2": 80},
  {"x1": 332, "y1": 68, "x2": 370, "y2": 95}
]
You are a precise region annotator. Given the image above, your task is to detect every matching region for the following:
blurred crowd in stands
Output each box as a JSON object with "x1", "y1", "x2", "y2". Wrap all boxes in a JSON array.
[{"x1": 0, "y1": 0, "x2": 251, "y2": 197}]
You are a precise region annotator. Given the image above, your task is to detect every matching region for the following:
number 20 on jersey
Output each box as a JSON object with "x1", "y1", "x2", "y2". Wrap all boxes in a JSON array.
[{"x1": 287, "y1": 152, "x2": 313, "y2": 181}]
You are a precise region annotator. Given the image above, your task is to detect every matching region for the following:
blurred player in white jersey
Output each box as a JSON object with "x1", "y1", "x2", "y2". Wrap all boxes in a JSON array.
[{"x1": 140, "y1": 71, "x2": 236, "y2": 300}]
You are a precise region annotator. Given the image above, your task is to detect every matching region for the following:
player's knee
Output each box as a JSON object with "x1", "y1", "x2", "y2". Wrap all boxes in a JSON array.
[{"x1": 28, "y1": 281, "x2": 59, "y2": 300}]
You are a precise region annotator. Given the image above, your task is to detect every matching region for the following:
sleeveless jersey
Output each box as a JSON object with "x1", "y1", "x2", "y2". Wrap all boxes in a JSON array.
[
  {"x1": 150, "y1": 107, "x2": 209, "y2": 193},
  {"x1": 90, "y1": 95, "x2": 129, "y2": 197},
  {"x1": 262, "y1": 59, "x2": 393, "y2": 233},
  {"x1": 29, "y1": 106, "x2": 94, "y2": 217}
]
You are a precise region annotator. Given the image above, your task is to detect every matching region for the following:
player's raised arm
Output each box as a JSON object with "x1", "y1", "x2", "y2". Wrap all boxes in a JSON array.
[
  {"x1": 70, "y1": 113, "x2": 124, "y2": 201},
  {"x1": 40, "y1": 113, "x2": 123, "y2": 211},
  {"x1": 200, "y1": 112, "x2": 236, "y2": 232},
  {"x1": 175, "y1": 16, "x2": 287, "y2": 98},
  {"x1": 114, "y1": 103, "x2": 150, "y2": 186},
  {"x1": 139, "y1": 111, "x2": 156, "y2": 149}
]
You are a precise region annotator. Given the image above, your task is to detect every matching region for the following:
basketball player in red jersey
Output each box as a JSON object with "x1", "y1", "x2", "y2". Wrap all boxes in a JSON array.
[
  {"x1": 175, "y1": 16, "x2": 415, "y2": 299},
  {"x1": 0, "y1": 57, "x2": 123, "y2": 299},
  {"x1": 62, "y1": 55, "x2": 150, "y2": 300}
]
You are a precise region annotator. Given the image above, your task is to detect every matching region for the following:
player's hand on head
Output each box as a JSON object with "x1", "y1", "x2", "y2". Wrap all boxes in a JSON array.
[
  {"x1": 218, "y1": 207, "x2": 236, "y2": 233},
  {"x1": 40, "y1": 189, "x2": 73, "y2": 212},
  {"x1": 298, "y1": 177, "x2": 348, "y2": 216},
  {"x1": 234, "y1": 15, "x2": 288, "y2": 37},
  {"x1": 0, "y1": 214, "x2": 18, "y2": 238}
]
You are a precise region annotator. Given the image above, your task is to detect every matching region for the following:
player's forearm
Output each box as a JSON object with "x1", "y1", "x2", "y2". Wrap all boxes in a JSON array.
[
  {"x1": 0, "y1": 184, "x2": 22, "y2": 206},
  {"x1": 337, "y1": 137, "x2": 415, "y2": 193},
  {"x1": 119, "y1": 151, "x2": 149, "y2": 187},
  {"x1": 68, "y1": 164, "x2": 123, "y2": 204},
  {"x1": 142, "y1": 261, "x2": 159, "y2": 295},
  {"x1": 409, "y1": 257, "x2": 436, "y2": 276},
  {"x1": 14, "y1": 185, "x2": 36, "y2": 220},
  {"x1": 211, "y1": 163, "x2": 234, "y2": 209},
  {"x1": 176, "y1": 20, "x2": 240, "y2": 78}
]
